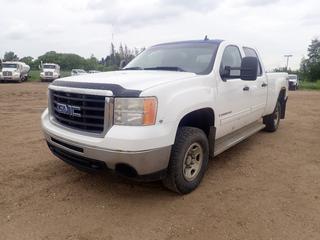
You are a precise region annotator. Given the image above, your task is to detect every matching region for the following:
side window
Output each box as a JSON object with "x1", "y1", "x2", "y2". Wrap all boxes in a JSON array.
[
  {"x1": 243, "y1": 47, "x2": 262, "y2": 76},
  {"x1": 220, "y1": 45, "x2": 242, "y2": 79}
]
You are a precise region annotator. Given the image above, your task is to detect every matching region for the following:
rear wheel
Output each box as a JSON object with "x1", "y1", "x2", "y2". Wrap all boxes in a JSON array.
[
  {"x1": 263, "y1": 101, "x2": 281, "y2": 132},
  {"x1": 162, "y1": 127, "x2": 209, "y2": 194}
]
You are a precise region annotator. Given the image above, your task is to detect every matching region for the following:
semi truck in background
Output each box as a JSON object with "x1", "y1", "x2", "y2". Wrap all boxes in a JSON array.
[
  {"x1": 40, "y1": 63, "x2": 61, "y2": 82},
  {"x1": 0, "y1": 61, "x2": 30, "y2": 83}
]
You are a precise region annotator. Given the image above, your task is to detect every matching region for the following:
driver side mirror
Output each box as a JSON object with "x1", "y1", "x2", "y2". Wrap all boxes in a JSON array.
[{"x1": 240, "y1": 57, "x2": 258, "y2": 81}]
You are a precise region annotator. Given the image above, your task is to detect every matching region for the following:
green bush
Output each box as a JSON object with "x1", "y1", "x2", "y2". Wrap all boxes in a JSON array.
[{"x1": 300, "y1": 80, "x2": 320, "y2": 90}]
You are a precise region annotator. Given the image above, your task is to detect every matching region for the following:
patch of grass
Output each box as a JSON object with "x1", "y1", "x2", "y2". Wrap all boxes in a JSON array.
[
  {"x1": 27, "y1": 70, "x2": 71, "y2": 82},
  {"x1": 28, "y1": 70, "x2": 40, "y2": 81},
  {"x1": 300, "y1": 80, "x2": 320, "y2": 90}
]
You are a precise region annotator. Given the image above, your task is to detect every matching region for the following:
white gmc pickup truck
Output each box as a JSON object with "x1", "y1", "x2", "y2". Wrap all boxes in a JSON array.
[{"x1": 41, "y1": 40, "x2": 288, "y2": 194}]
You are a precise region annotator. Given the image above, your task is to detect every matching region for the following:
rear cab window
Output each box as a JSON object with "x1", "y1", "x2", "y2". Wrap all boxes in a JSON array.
[{"x1": 243, "y1": 47, "x2": 262, "y2": 76}]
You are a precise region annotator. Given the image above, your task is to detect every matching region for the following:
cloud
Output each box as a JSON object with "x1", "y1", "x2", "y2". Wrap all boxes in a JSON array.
[
  {"x1": 87, "y1": 0, "x2": 220, "y2": 29},
  {"x1": 3, "y1": 21, "x2": 30, "y2": 40},
  {"x1": 161, "y1": 0, "x2": 219, "y2": 11},
  {"x1": 5, "y1": 31, "x2": 26, "y2": 40},
  {"x1": 242, "y1": 0, "x2": 281, "y2": 7},
  {"x1": 0, "y1": 0, "x2": 319, "y2": 70},
  {"x1": 302, "y1": 13, "x2": 320, "y2": 26}
]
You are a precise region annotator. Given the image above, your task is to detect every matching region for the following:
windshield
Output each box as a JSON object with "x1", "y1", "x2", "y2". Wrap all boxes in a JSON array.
[
  {"x1": 124, "y1": 42, "x2": 220, "y2": 75},
  {"x1": 288, "y1": 75, "x2": 297, "y2": 80},
  {"x1": 43, "y1": 65, "x2": 56, "y2": 69},
  {"x1": 2, "y1": 63, "x2": 18, "y2": 69}
]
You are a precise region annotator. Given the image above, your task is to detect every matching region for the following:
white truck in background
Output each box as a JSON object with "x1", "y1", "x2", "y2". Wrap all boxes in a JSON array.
[
  {"x1": 71, "y1": 69, "x2": 87, "y2": 76},
  {"x1": 288, "y1": 74, "x2": 299, "y2": 90},
  {"x1": 40, "y1": 63, "x2": 61, "y2": 82},
  {"x1": 0, "y1": 61, "x2": 30, "y2": 83},
  {"x1": 41, "y1": 39, "x2": 288, "y2": 194}
]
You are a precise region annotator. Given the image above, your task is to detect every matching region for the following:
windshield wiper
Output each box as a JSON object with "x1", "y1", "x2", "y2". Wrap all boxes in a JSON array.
[
  {"x1": 144, "y1": 66, "x2": 187, "y2": 72},
  {"x1": 122, "y1": 67, "x2": 144, "y2": 70}
]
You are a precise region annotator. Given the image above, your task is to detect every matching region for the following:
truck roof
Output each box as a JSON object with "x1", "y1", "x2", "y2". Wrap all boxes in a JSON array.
[
  {"x1": 153, "y1": 39, "x2": 224, "y2": 47},
  {"x1": 3, "y1": 61, "x2": 23, "y2": 64}
]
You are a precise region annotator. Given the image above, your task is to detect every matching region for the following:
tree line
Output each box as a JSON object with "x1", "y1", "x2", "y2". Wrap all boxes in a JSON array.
[
  {"x1": 2, "y1": 39, "x2": 319, "y2": 82},
  {"x1": 1, "y1": 43, "x2": 144, "y2": 71},
  {"x1": 299, "y1": 38, "x2": 320, "y2": 82}
]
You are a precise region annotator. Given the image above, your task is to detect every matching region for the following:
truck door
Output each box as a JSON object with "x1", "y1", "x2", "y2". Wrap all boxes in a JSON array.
[
  {"x1": 243, "y1": 47, "x2": 268, "y2": 122},
  {"x1": 216, "y1": 45, "x2": 252, "y2": 138}
]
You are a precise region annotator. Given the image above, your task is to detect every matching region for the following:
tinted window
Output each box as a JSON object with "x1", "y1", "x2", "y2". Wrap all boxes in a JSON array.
[
  {"x1": 243, "y1": 47, "x2": 262, "y2": 76},
  {"x1": 43, "y1": 65, "x2": 56, "y2": 69},
  {"x1": 288, "y1": 75, "x2": 297, "y2": 80},
  {"x1": 220, "y1": 45, "x2": 242, "y2": 79},
  {"x1": 125, "y1": 42, "x2": 219, "y2": 75},
  {"x1": 2, "y1": 63, "x2": 18, "y2": 69}
]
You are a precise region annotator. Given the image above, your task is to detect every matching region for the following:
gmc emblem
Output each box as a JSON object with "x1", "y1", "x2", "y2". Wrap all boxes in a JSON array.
[{"x1": 56, "y1": 103, "x2": 81, "y2": 117}]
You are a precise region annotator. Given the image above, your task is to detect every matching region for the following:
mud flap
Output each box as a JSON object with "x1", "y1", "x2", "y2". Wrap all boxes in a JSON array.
[{"x1": 209, "y1": 126, "x2": 216, "y2": 159}]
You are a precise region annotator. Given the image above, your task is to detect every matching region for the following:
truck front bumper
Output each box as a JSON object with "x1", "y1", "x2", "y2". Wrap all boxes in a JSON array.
[
  {"x1": 41, "y1": 109, "x2": 173, "y2": 179},
  {"x1": 0, "y1": 76, "x2": 20, "y2": 81}
]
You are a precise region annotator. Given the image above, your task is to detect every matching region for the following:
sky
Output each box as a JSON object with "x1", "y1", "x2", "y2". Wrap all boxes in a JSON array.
[{"x1": 0, "y1": 0, "x2": 319, "y2": 70}]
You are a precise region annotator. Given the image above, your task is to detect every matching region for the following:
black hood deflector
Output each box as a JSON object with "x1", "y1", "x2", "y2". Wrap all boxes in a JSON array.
[{"x1": 51, "y1": 80, "x2": 142, "y2": 97}]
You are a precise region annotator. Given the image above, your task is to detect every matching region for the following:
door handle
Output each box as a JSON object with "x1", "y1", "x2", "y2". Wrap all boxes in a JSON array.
[
  {"x1": 243, "y1": 86, "x2": 250, "y2": 91},
  {"x1": 261, "y1": 82, "x2": 268, "y2": 87}
]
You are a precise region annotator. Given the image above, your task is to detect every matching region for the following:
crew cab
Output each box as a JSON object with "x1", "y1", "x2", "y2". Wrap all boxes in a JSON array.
[
  {"x1": 41, "y1": 40, "x2": 288, "y2": 194},
  {"x1": 40, "y1": 63, "x2": 61, "y2": 82}
]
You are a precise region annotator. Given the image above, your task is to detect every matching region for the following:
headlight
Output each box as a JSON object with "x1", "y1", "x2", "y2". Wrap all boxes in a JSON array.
[{"x1": 114, "y1": 97, "x2": 157, "y2": 126}]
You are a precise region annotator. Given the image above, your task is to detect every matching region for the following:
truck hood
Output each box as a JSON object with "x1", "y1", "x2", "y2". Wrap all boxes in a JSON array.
[{"x1": 55, "y1": 70, "x2": 197, "y2": 91}]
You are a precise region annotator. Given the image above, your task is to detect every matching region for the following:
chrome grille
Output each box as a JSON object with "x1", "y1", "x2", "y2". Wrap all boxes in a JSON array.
[
  {"x1": 3, "y1": 71, "x2": 12, "y2": 77},
  {"x1": 51, "y1": 90, "x2": 106, "y2": 133},
  {"x1": 45, "y1": 72, "x2": 53, "y2": 77}
]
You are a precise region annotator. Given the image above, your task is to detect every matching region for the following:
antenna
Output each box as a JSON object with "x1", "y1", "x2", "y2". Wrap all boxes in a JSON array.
[{"x1": 204, "y1": 35, "x2": 209, "y2": 41}]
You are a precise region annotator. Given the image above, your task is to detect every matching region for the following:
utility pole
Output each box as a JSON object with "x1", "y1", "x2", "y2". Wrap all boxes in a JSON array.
[{"x1": 284, "y1": 54, "x2": 293, "y2": 71}]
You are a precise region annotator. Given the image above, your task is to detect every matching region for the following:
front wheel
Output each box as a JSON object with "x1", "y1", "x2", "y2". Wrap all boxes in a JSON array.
[
  {"x1": 263, "y1": 101, "x2": 281, "y2": 132},
  {"x1": 162, "y1": 127, "x2": 209, "y2": 194}
]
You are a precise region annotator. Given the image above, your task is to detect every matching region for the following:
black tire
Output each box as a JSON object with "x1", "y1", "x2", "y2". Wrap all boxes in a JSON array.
[
  {"x1": 162, "y1": 127, "x2": 209, "y2": 194},
  {"x1": 263, "y1": 101, "x2": 281, "y2": 132}
]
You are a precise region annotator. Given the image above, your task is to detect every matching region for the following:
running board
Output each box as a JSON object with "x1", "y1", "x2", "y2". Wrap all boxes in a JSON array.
[{"x1": 214, "y1": 121, "x2": 265, "y2": 156}]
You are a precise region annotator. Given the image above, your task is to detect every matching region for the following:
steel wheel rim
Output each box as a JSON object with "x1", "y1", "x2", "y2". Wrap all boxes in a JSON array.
[{"x1": 182, "y1": 143, "x2": 203, "y2": 182}]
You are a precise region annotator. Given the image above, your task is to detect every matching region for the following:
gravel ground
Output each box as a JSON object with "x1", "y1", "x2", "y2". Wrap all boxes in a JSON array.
[{"x1": 0, "y1": 82, "x2": 320, "y2": 240}]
